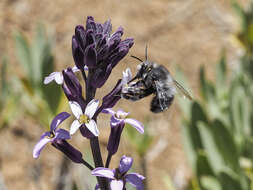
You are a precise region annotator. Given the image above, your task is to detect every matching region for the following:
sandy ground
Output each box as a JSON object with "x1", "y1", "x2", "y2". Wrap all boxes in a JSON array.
[{"x1": 0, "y1": 0, "x2": 250, "y2": 189}]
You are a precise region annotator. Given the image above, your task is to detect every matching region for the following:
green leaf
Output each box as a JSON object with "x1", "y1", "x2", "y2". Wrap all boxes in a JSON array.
[
  {"x1": 200, "y1": 176, "x2": 222, "y2": 190},
  {"x1": 31, "y1": 24, "x2": 48, "y2": 85},
  {"x1": 196, "y1": 151, "x2": 214, "y2": 177},
  {"x1": 216, "y1": 52, "x2": 227, "y2": 88},
  {"x1": 42, "y1": 81, "x2": 62, "y2": 115},
  {"x1": 163, "y1": 174, "x2": 177, "y2": 190},
  {"x1": 229, "y1": 82, "x2": 251, "y2": 146},
  {"x1": 180, "y1": 102, "x2": 207, "y2": 173},
  {"x1": 124, "y1": 123, "x2": 153, "y2": 156},
  {"x1": 15, "y1": 32, "x2": 33, "y2": 84},
  {"x1": 197, "y1": 120, "x2": 239, "y2": 174},
  {"x1": 0, "y1": 57, "x2": 8, "y2": 107},
  {"x1": 181, "y1": 121, "x2": 202, "y2": 173},
  {"x1": 218, "y1": 171, "x2": 243, "y2": 190},
  {"x1": 199, "y1": 67, "x2": 216, "y2": 101},
  {"x1": 231, "y1": 0, "x2": 247, "y2": 31}
]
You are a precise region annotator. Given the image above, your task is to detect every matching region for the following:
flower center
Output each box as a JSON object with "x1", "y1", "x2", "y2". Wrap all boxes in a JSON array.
[
  {"x1": 47, "y1": 131, "x2": 55, "y2": 139},
  {"x1": 79, "y1": 114, "x2": 90, "y2": 124},
  {"x1": 114, "y1": 168, "x2": 125, "y2": 180},
  {"x1": 116, "y1": 114, "x2": 126, "y2": 120}
]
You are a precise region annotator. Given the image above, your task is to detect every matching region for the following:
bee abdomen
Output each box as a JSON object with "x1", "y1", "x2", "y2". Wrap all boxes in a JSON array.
[{"x1": 150, "y1": 95, "x2": 174, "y2": 113}]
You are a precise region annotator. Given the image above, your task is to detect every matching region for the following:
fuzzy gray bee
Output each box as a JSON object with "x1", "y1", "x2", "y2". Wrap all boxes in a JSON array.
[{"x1": 121, "y1": 47, "x2": 192, "y2": 113}]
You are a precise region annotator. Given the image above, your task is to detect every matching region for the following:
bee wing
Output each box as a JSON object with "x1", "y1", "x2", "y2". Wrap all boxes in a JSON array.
[{"x1": 172, "y1": 79, "x2": 193, "y2": 100}]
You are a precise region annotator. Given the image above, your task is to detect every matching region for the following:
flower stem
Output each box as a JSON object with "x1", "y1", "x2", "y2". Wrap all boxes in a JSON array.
[
  {"x1": 90, "y1": 137, "x2": 108, "y2": 190},
  {"x1": 81, "y1": 159, "x2": 94, "y2": 170},
  {"x1": 105, "y1": 152, "x2": 113, "y2": 168},
  {"x1": 86, "y1": 70, "x2": 108, "y2": 190}
]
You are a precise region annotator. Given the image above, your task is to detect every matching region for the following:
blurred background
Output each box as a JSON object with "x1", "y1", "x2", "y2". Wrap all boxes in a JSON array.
[{"x1": 1, "y1": 0, "x2": 253, "y2": 189}]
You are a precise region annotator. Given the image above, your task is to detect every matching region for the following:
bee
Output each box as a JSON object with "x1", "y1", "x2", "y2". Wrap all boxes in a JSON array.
[{"x1": 121, "y1": 46, "x2": 193, "y2": 113}]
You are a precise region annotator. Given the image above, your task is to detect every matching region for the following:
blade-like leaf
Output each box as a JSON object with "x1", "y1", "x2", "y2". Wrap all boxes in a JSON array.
[
  {"x1": 200, "y1": 176, "x2": 222, "y2": 190},
  {"x1": 197, "y1": 120, "x2": 239, "y2": 174},
  {"x1": 15, "y1": 32, "x2": 33, "y2": 84}
]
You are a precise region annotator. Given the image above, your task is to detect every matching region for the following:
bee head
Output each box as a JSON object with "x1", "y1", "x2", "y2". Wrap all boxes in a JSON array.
[{"x1": 130, "y1": 45, "x2": 153, "y2": 79}]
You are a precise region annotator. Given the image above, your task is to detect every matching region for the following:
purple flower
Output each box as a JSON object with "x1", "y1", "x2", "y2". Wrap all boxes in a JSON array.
[
  {"x1": 72, "y1": 16, "x2": 134, "y2": 88},
  {"x1": 102, "y1": 108, "x2": 144, "y2": 155},
  {"x1": 62, "y1": 67, "x2": 86, "y2": 109},
  {"x1": 33, "y1": 112, "x2": 71, "y2": 159},
  {"x1": 44, "y1": 66, "x2": 86, "y2": 85},
  {"x1": 69, "y1": 99, "x2": 99, "y2": 136},
  {"x1": 92, "y1": 155, "x2": 145, "y2": 190},
  {"x1": 101, "y1": 79, "x2": 122, "y2": 110}
]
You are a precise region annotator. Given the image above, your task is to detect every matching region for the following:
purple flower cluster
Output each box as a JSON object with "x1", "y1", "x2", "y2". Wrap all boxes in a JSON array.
[{"x1": 33, "y1": 16, "x2": 144, "y2": 190}]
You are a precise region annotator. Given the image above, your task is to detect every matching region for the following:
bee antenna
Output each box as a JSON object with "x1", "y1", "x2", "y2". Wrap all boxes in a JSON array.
[
  {"x1": 145, "y1": 44, "x2": 148, "y2": 61},
  {"x1": 130, "y1": 55, "x2": 143, "y2": 63}
]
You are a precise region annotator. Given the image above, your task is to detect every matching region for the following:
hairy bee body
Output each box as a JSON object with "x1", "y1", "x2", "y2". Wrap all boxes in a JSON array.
[
  {"x1": 121, "y1": 46, "x2": 192, "y2": 113},
  {"x1": 122, "y1": 61, "x2": 177, "y2": 113}
]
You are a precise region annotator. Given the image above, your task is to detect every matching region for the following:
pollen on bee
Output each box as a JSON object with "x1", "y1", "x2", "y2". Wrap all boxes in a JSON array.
[{"x1": 79, "y1": 114, "x2": 89, "y2": 124}]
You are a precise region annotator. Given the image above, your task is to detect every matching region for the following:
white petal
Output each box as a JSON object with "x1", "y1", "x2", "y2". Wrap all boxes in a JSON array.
[
  {"x1": 44, "y1": 72, "x2": 58, "y2": 84},
  {"x1": 123, "y1": 68, "x2": 132, "y2": 83},
  {"x1": 69, "y1": 101, "x2": 83, "y2": 119},
  {"x1": 84, "y1": 65, "x2": 88, "y2": 70},
  {"x1": 54, "y1": 72, "x2": 64, "y2": 84},
  {"x1": 70, "y1": 120, "x2": 82, "y2": 135},
  {"x1": 86, "y1": 120, "x2": 99, "y2": 136},
  {"x1": 110, "y1": 180, "x2": 124, "y2": 190},
  {"x1": 72, "y1": 66, "x2": 80, "y2": 73},
  {"x1": 85, "y1": 99, "x2": 99, "y2": 118}
]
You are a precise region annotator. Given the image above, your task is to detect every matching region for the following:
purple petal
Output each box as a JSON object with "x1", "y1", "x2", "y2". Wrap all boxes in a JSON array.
[
  {"x1": 95, "y1": 184, "x2": 100, "y2": 190},
  {"x1": 111, "y1": 116, "x2": 122, "y2": 127},
  {"x1": 75, "y1": 25, "x2": 86, "y2": 51},
  {"x1": 84, "y1": 44, "x2": 97, "y2": 68},
  {"x1": 33, "y1": 132, "x2": 52, "y2": 159},
  {"x1": 125, "y1": 173, "x2": 145, "y2": 190},
  {"x1": 110, "y1": 48, "x2": 129, "y2": 68},
  {"x1": 52, "y1": 139, "x2": 83, "y2": 163},
  {"x1": 50, "y1": 112, "x2": 71, "y2": 131},
  {"x1": 96, "y1": 23, "x2": 103, "y2": 33},
  {"x1": 85, "y1": 29, "x2": 95, "y2": 47},
  {"x1": 91, "y1": 64, "x2": 112, "y2": 88},
  {"x1": 116, "y1": 109, "x2": 129, "y2": 118},
  {"x1": 55, "y1": 129, "x2": 71, "y2": 140},
  {"x1": 101, "y1": 108, "x2": 115, "y2": 115},
  {"x1": 101, "y1": 79, "x2": 122, "y2": 109},
  {"x1": 124, "y1": 118, "x2": 144, "y2": 134},
  {"x1": 86, "y1": 16, "x2": 95, "y2": 31},
  {"x1": 72, "y1": 36, "x2": 85, "y2": 70},
  {"x1": 92, "y1": 167, "x2": 115, "y2": 179},
  {"x1": 107, "y1": 122, "x2": 124, "y2": 155},
  {"x1": 103, "y1": 20, "x2": 112, "y2": 36},
  {"x1": 111, "y1": 26, "x2": 124, "y2": 38},
  {"x1": 110, "y1": 180, "x2": 124, "y2": 190},
  {"x1": 119, "y1": 155, "x2": 133, "y2": 173},
  {"x1": 62, "y1": 68, "x2": 83, "y2": 102}
]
